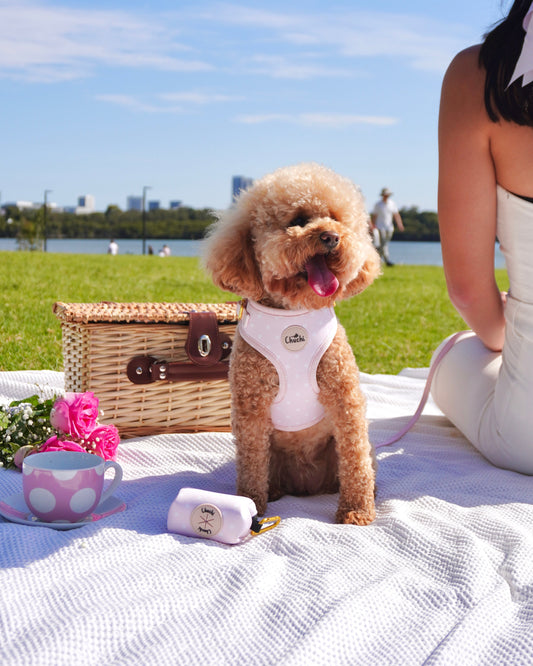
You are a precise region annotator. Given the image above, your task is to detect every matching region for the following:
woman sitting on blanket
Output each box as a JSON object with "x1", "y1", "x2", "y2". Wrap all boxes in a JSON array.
[{"x1": 431, "y1": 0, "x2": 533, "y2": 474}]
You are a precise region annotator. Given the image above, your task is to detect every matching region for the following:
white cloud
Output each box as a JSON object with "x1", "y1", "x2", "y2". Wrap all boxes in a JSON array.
[
  {"x1": 0, "y1": 1, "x2": 212, "y2": 83},
  {"x1": 94, "y1": 94, "x2": 180, "y2": 114},
  {"x1": 247, "y1": 55, "x2": 353, "y2": 80},
  {"x1": 96, "y1": 91, "x2": 243, "y2": 113},
  {"x1": 0, "y1": 1, "x2": 470, "y2": 85},
  {"x1": 235, "y1": 113, "x2": 397, "y2": 128},
  {"x1": 199, "y1": 3, "x2": 467, "y2": 74},
  {"x1": 159, "y1": 92, "x2": 243, "y2": 104}
]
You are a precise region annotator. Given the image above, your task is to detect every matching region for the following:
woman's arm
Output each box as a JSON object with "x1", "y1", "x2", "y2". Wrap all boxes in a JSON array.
[{"x1": 438, "y1": 46, "x2": 505, "y2": 351}]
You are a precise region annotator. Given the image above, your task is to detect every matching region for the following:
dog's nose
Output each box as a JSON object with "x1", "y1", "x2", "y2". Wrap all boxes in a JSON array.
[{"x1": 319, "y1": 231, "x2": 340, "y2": 250}]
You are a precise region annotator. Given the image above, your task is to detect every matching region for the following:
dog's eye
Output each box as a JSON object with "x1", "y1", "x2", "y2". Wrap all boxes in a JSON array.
[{"x1": 288, "y1": 215, "x2": 309, "y2": 228}]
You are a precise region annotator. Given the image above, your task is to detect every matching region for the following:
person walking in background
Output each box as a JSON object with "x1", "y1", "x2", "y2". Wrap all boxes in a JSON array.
[
  {"x1": 431, "y1": 0, "x2": 533, "y2": 474},
  {"x1": 370, "y1": 187, "x2": 404, "y2": 266},
  {"x1": 107, "y1": 239, "x2": 118, "y2": 255}
]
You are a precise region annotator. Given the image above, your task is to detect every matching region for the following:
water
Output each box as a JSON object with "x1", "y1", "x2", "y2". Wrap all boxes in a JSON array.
[
  {"x1": 0, "y1": 237, "x2": 203, "y2": 257},
  {"x1": 0, "y1": 237, "x2": 506, "y2": 268}
]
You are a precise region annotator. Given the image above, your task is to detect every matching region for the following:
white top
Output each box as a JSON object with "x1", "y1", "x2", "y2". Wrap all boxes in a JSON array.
[
  {"x1": 372, "y1": 198, "x2": 398, "y2": 232},
  {"x1": 496, "y1": 185, "x2": 533, "y2": 304},
  {"x1": 238, "y1": 300, "x2": 337, "y2": 431}
]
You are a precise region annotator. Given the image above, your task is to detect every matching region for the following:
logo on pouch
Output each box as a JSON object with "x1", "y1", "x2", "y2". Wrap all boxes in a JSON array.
[
  {"x1": 190, "y1": 503, "x2": 223, "y2": 536},
  {"x1": 281, "y1": 325, "x2": 308, "y2": 351}
]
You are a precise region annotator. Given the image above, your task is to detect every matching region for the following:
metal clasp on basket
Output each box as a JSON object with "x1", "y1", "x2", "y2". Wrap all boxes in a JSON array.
[{"x1": 198, "y1": 334, "x2": 212, "y2": 357}]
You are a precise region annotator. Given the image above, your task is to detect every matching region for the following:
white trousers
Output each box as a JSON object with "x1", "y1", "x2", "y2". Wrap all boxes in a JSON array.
[
  {"x1": 430, "y1": 297, "x2": 533, "y2": 474},
  {"x1": 377, "y1": 229, "x2": 393, "y2": 263}
]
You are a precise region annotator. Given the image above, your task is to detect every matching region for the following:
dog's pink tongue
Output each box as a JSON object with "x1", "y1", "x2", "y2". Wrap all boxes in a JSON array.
[{"x1": 305, "y1": 254, "x2": 339, "y2": 297}]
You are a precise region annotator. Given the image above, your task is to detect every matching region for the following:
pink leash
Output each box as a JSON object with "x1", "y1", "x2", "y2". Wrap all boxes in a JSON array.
[{"x1": 375, "y1": 331, "x2": 467, "y2": 448}]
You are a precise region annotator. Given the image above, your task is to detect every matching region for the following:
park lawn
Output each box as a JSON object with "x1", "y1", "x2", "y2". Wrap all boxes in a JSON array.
[{"x1": 0, "y1": 251, "x2": 509, "y2": 375}]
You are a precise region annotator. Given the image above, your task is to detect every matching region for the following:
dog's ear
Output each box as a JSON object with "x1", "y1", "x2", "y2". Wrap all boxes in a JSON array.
[
  {"x1": 203, "y1": 219, "x2": 264, "y2": 300},
  {"x1": 343, "y1": 248, "x2": 381, "y2": 297}
]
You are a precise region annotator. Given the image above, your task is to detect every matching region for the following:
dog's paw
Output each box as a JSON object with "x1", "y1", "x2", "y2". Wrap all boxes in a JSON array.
[{"x1": 335, "y1": 507, "x2": 376, "y2": 526}]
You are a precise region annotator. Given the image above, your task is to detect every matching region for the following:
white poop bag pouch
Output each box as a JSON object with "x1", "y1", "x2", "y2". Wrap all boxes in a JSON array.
[{"x1": 167, "y1": 487, "x2": 280, "y2": 545}]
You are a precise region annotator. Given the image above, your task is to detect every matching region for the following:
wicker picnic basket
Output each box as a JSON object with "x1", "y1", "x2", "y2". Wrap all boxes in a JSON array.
[{"x1": 53, "y1": 301, "x2": 239, "y2": 438}]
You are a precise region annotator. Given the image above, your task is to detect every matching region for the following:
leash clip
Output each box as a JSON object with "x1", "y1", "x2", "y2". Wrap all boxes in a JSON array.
[{"x1": 250, "y1": 515, "x2": 281, "y2": 536}]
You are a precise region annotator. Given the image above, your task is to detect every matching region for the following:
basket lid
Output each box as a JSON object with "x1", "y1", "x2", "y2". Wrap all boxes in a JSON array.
[{"x1": 53, "y1": 301, "x2": 239, "y2": 324}]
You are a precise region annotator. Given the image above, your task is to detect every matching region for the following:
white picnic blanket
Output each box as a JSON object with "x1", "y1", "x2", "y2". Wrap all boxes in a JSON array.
[{"x1": 1, "y1": 369, "x2": 533, "y2": 665}]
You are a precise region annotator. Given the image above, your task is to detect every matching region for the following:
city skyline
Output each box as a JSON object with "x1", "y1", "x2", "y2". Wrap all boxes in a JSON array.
[
  {"x1": 1, "y1": 0, "x2": 508, "y2": 213},
  {"x1": 1, "y1": 180, "x2": 241, "y2": 213}
]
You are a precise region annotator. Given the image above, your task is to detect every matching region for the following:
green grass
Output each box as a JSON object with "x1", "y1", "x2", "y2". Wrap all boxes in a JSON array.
[{"x1": 0, "y1": 251, "x2": 509, "y2": 375}]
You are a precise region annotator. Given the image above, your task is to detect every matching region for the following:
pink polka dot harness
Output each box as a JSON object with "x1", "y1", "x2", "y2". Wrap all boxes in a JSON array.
[{"x1": 238, "y1": 300, "x2": 338, "y2": 432}]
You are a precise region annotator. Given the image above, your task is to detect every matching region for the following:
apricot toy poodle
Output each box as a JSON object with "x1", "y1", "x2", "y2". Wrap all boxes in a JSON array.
[{"x1": 203, "y1": 163, "x2": 380, "y2": 524}]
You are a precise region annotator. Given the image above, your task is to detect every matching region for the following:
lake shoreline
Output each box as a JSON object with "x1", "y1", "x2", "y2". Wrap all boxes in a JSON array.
[{"x1": 0, "y1": 237, "x2": 506, "y2": 268}]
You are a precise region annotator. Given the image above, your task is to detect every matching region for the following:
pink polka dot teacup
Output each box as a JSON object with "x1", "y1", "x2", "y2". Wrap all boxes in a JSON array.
[{"x1": 22, "y1": 451, "x2": 123, "y2": 523}]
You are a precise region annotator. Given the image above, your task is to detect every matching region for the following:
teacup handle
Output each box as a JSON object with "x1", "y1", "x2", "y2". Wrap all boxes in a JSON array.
[{"x1": 100, "y1": 460, "x2": 123, "y2": 503}]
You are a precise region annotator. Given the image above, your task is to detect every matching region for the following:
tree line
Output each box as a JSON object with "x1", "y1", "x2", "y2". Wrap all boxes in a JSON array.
[
  {"x1": 0, "y1": 204, "x2": 440, "y2": 248},
  {"x1": 397, "y1": 207, "x2": 440, "y2": 242}
]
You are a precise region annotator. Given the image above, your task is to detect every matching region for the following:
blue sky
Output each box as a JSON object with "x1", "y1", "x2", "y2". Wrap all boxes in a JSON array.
[{"x1": 0, "y1": 0, "x2": 508, "y2": 213}]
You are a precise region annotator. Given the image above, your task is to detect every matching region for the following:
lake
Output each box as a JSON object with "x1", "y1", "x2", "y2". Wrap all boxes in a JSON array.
[{"x1": 0, "y1": 237, "x2": 506, "y2": 268}]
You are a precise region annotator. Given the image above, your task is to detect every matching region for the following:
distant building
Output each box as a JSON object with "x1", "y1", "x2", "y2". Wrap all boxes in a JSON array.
[
  {"x1": 127, "y1": 196, "x2": 142, "y2": 211},
  {"x1": 232, "y1": 175, "x2": 254, "y2": 202},
  {"x1": 78, "y1": 195, "x2": 95, "y2": 209},
  {"x1": 169, "y1": 200, "x2": 183, "y2": 209},
  {"x1": 4, "y1": 201, "x2": 37, "y2": 211},
  {"x1": 148, "y1": 200, "x2": 160, "y2": 211},
  {"x1": 75, "y1": 194, "x2": 96, "y2": 215}
]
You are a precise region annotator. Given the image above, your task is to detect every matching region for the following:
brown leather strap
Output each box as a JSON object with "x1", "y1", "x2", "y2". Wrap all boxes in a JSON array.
[
  {"x1": 126, "y1": 311, "x2": 233, "y2": 384},
  {"x1": 127, "y1": 355, "x2": 229, "y2": 384},
  {"x1": 186, "y1": 311, "x2": 232, "y2": 365},
  {"x1": 186, "y1": 312, "x2": 222, "y2": 366}
]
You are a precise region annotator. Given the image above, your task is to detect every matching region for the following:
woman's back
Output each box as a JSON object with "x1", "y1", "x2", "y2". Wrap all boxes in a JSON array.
[
  {"x1": 443, "y1": 45, "x2": 533, "y2": 201},
  {"x1": 490, "y1": 110, "x2": 533, "y2": 199},
  {"x1": 447, "y1": 45, "x2": 533, "y2": 302}
]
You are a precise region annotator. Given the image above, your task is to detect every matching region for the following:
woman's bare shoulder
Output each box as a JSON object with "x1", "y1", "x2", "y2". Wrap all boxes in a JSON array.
[
  {"x1": 443, "y1": 45, "x2": 484, "y2": 91},
  {"x1": 440, "y1": 45, "x2": 487, "y2": 123}
]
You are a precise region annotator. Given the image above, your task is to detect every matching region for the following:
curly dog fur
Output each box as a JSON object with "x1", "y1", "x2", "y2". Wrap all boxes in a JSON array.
[{"x1": 203, "y1": 163, "x2": 380, "y2": 524}]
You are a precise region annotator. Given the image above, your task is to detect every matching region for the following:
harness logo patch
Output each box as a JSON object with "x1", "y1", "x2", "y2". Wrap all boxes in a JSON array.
[{"x1": 281, "y1": 325, "x2": 308, "y2": 351}]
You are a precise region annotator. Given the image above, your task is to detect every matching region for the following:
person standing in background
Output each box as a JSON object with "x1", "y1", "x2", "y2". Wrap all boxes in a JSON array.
[
  {"x1": 370, "y1": 187, "x2": 404, "y2": 266},
  {"x1": 107, "y1": 239, "x2": 118, "y2": 255}
]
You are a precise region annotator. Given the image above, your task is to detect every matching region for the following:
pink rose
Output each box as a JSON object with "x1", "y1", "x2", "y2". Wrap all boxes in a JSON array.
[
  {"x1": 50, "y1": 392, "x2": 99, "y2": 439},
  {"x1": 40, "y1": 435, "x2": 87, "y2": 454},
  {"x1": 85, "y1": 424, "x2": 120, "y2": 460}
]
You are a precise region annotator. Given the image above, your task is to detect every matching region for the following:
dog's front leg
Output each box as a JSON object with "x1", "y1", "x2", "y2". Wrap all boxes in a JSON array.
[
  {"x1": 318, "y1": 334, "x2": 376, "y2": 525},
  {"x1": 333, "y1": 403, "x2": 376, "y2": 526},
  {"x1": 230, "y1": 338, "x2": 277, "y2": 516}
]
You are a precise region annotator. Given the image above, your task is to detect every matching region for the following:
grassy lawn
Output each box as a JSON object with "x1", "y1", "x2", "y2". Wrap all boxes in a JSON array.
[{"x1": 0, "y1": 251, "x2": 509, "y2": 375}]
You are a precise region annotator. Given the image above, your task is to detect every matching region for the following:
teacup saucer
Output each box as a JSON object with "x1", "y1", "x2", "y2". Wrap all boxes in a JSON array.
[{"x1": 0, "y1": 493, "x2": 126, "y2": 530}]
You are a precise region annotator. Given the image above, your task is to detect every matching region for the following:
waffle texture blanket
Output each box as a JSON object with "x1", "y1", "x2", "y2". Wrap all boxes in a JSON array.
[{"x1": 1, "y1": 369, "x2": 533, "y2": 666}]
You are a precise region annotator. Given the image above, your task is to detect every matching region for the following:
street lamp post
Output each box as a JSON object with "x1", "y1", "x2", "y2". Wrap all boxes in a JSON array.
[
  {"x1": 142, "y1": 186, "x2": 151, "y2": 255},
  {"x1": 43, "y1": 189, "x2": 52, "y2": 252}
]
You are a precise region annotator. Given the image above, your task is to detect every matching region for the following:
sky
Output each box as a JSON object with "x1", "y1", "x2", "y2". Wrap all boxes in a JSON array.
[{"x1": 0, "y1": 0, "x2": 510, "y2": 213}]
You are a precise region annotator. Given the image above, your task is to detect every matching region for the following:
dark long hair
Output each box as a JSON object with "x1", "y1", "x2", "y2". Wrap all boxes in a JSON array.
[{"x1": 480, "y1": 0, "x2": 533, "y2": 123}]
